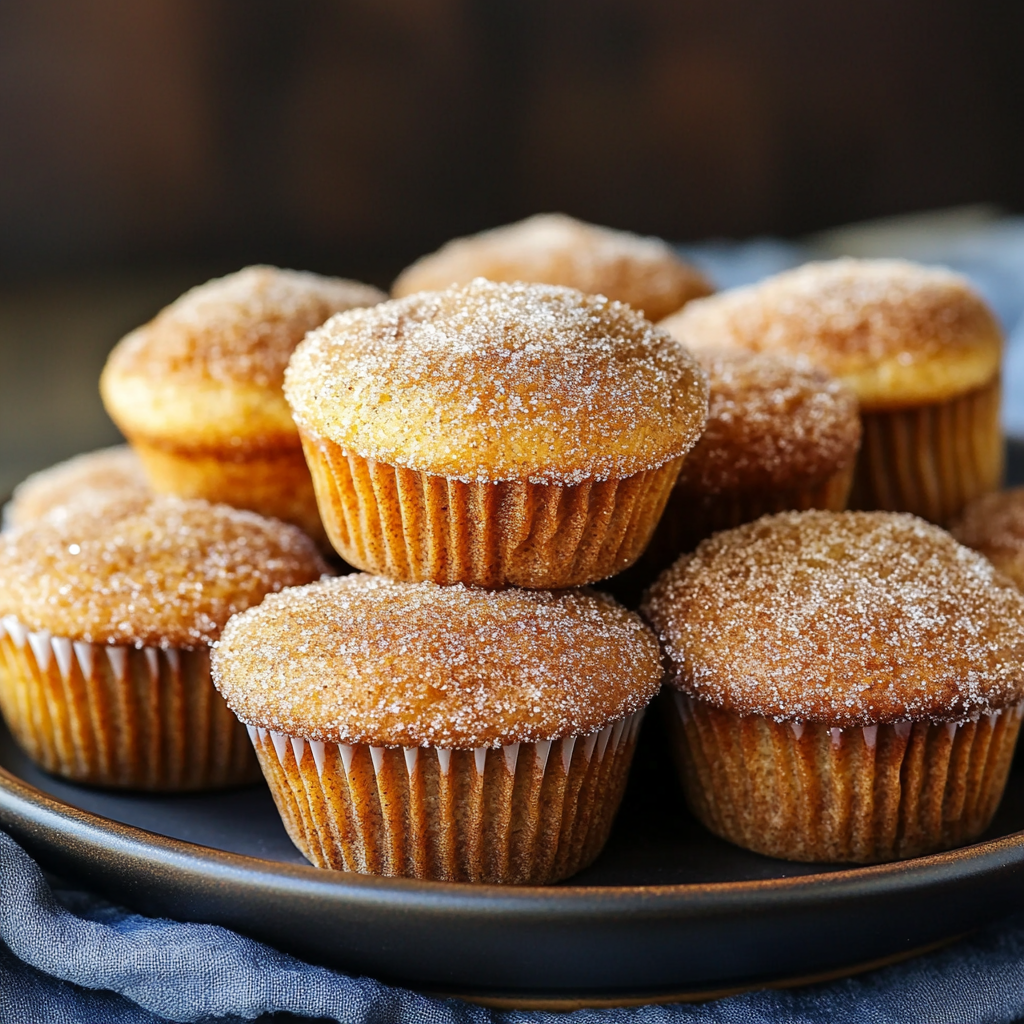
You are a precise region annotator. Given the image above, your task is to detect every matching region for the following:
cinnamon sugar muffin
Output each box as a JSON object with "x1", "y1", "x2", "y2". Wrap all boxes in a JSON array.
[
  {"x1": 661, "y1": 260, "x2": 1003, "y2": 524},
  {"x1": 644, "y1": 351, "x2": 860, "y2": 564},
  {"x1": 643, "y1": 510, "x2": 1024, "y2": 863},
  {"x1": 951, "y1": 488, "x2": 1024, "y2": 591},
  {"x1": 212, "y1": 575, "x2": 661, "y2": 883},
  {"x1": 392, "y1": 213, "x2": 712, "y2": 321},
  {"x1": 100, "y1": 266, "x2": 384, "y2": 543},
  {"x1": 0, "y1": 497, "x2": 327, "y2": 789},
  {"x1": 3, "y1": 446, "x2": 150, "y2": 529},
  {"x1": 285, "y1": 279, "x2": 708, "y2": 588}
]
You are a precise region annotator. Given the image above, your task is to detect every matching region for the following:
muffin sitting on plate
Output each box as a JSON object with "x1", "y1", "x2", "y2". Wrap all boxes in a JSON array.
[
  {"x1": 392, "y1": 213, "x2": 713, "y2": 320},
  {"x1": 212, "y1": 575, "x2": 662, "y2": 883},
  {"x1": 662, "y1": 259, "x2": 1003, "y2": 524},
  {"x1": 643, "y1": 510, "x2": 1024, "y2": 863},
  {"x1": 0, "y1": 497, "x2": 327, "y2": 790},
  {"x1": 100, "y1": 266, "x2": 384, "y2": 544},
  {"x1": 285, "y1": 278, "x2": 709, "y2": 588}
]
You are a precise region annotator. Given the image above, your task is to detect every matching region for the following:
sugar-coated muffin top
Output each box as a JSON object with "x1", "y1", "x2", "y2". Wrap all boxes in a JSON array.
[
  {"x1": 673, "y1": 351, "x2": 860, "y2": 496},
  {"x1": 286, "y1": 279, "x2": 708, "y2": 485},
  {"x1": 642, "y1": 510, "x2": 1024, "y2": 726},
  {"x1": 391, "y1": 213, "x2": 713, "y2": 321},
  {"x1": 3, "y1": 446, "x2": 151, "y2": 529},
  {"x1": 212, "y1": 574, "x2": 663, "y2": 747},
  {"x1": 952, "y1": 489, "x2": 1024, "y2": 592},
  {"x1": 660, "y1": 259, "x2": 1001, "y2": 411},
  {"x1": 0, "y1": 497, "x2": 328, "y2": 647},
  {"x1": 100, "y1": 266, "x2": 384, "y2": 450}
]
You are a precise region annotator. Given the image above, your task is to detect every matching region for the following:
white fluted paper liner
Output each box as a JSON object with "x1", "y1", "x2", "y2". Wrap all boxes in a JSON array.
[
  {"x1": 667, "y1": 690, "x2": 1024, "y2": 863},
  {"x1": 0, "y1": 615, "x2": 258, "y2": 789},
  {"x1": 248, "y1": 709, "x2": 645, "y2": 883}
]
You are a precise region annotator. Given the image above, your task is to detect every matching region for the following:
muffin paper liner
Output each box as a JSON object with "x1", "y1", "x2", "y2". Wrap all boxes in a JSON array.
[
  {"x1": 667, "y1": 690, "x2": 1023, "y2": 863},
  {"x1": 641, "y1": 461, "x2": 855, "y2": 573},
  {"x1": 850, "y1": 377, "x2": 1002, "y2": 525},
  {"x1": 0, "y1": 616, "x2": 259, "y2": 790},
  {"x1": 248, "y1": 709, "x2": 645, "y2": 883},
  {"x1": 299, "y1": 430, "x2": 683, "y2": 587},
  {"x1": 132, "y1": 439, "x2": 328, "y2": 546}
]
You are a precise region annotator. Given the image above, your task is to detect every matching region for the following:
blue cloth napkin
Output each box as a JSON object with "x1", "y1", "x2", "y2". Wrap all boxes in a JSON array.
[{"x1": 2, "y1": 828, "x2": 1024, "y2": 1024}]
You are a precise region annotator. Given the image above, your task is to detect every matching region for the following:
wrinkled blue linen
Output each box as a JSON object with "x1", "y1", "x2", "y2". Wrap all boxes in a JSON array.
[
  {"x1": 2, "y1": 828, "x2": 1024, "y2": 1024},
  {"x1": 8, "y1": 213, "x2": 1024, "y2": 1023}
]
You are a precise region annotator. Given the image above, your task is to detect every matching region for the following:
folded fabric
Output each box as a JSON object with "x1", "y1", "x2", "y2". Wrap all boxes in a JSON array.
[{"x1": 2, "y1": 829, "x2": 1024, "y2": 1024}]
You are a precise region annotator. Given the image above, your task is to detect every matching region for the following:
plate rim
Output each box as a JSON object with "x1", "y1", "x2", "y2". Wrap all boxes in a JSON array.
[{"x1": 5, "y1": 757, "x2": 1024, "y2": 914}]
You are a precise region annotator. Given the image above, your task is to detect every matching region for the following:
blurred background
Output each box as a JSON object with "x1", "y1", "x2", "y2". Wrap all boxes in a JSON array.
[{"x1": 3, "y1": 0, "x2": 1024, "y2": 492}]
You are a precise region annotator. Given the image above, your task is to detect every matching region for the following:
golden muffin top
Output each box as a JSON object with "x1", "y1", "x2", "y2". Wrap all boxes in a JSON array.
[
  {"x1": 285, "y1": 279, "x2": 709, "y2": 485},
  {"x1": 660, "y1": 259, "x2": 1001, "y2": 410},
  {"x1": 3, "y1": 446, "x2": 151, "y2": 529},
  {"x1": 674, "y1": 351, "x2": 861, "y2": 496},
  {"x1": 212, "y1": 574, "x2": 662, "y2": 747},
  {"x1": 391, "y1": 213, "x2": 713, "y2": 321},
  {"x1": 642, "y1": 510, "x2": 1024, "y2": 726},
  {"x1": 0, "y1": 497, "x2": 327, "y2": 648},
  {"x1": 100, "y1": 266, "x2": 384, "y2": 449},
  {"x1": 952, "y1": 489, "x2": 1024, "y2": 592}
]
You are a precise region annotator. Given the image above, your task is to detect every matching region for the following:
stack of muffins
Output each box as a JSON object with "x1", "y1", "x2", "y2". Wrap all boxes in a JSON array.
[{"x1": 2, "y1": 213, "x2": 1024, "y2": 882}]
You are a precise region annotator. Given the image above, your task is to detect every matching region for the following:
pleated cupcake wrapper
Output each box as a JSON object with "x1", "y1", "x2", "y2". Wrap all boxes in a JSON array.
[
  {"x1": 641, "y1": 461, "x2": 855, "y2": 574},
  {"x1": 850, "y1": 377, "x2": 1002, "y2": 525},
  {"x1": 248, "y1": 709, "x2": 645, "y2": 883},
  {"x1": 131, "y1": 438, "x2": 329, "y2": 547},
  {"x1": 667, "y1": 690, "x2": 1023, "y2": 863},
  {"x1": 300, "y1": 430, "x2": 683, "y2": 587},
  {"x1": 0, "y1": 615, "x2": 259, "y2": 790}
]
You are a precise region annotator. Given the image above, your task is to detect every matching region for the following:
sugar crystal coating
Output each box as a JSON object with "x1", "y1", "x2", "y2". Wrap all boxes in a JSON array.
[
  {"x1": 4, "y1": 446, "x2": 151, "y2": 529},
  {"x1": 675, "y1": 351, "x2": 860, "y2": 495},
  {"x1": 952, "y1": 489, "x2": 1024, "y2": 592},
  {"x1": 106, "y1": 266, "x2": 385, "y2": 389},
  {"x1": 392, "y1": 213, "x2": 712, "y2": 321},
  {"x1": 285, "y1": 278, "x2": 708, "y2": 484},
  {"x1": 642, "y1": 510, "x2": 1024, "y2": 726},
  {"x1": 212, "y1": 574, "x2": 663, "y2": 747},
  {"x1": 0, "y1": 497, "x2": 328, "y2": 647}
]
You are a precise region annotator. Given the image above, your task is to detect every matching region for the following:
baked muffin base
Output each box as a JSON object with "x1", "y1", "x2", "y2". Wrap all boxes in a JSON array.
[
  {"x1": 300, "y1": 431, "x2": 683, "y2": 588},
  {"x1": 666, "y1": 691, "x2": 1022, "y2": 863},
  {"x1": 249, "y1": 710, "x2": 644, "y2": 883},
  {"x1": 850, "y1": 377, "x2": 1002, "y2": 524},
  {"x1": 0, "y1": 616, "x2": 259, "y2": 790},
  {"x1": 132, "y1": 439, "x2": 328, "y2": 546},
  {"x1": 644, "y1": 461, "x2": 854, "y2": 569}
]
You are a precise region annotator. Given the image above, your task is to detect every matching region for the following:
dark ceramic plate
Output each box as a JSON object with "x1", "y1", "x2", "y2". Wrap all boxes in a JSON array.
[{"x1": 3, "y1": 445, "x2": 1024, "y2": 1006}]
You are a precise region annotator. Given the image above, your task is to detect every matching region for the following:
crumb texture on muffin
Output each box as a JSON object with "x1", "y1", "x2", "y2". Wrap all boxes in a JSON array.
[
  {"x1": 213, "y1": 574, "x2": 662, "y2": 747},
  {"x1": 100, "y1": 266, "x2": 384, "y2": 449},
  {"x1": 4, "y1": 446, "x2": 150, "y2": 528},
  {"x1": 391, "y1": 213, "x2": 712, "y2": 320},
  {"x1": 661, "y1": 259, "x2": 1002, "y2": 409},
  {"x1": 0, "y1": 497, "x2": 327, "y2": 647},
  {"x1": 675, "y1": 351, "x2": 861, "y2": 495},
  {"x1": 643, "y1": 510, "x2": 1024, "y2": 726},
  {"x1": 285, "y1": 279, "x2": 708, "y2": 485}
]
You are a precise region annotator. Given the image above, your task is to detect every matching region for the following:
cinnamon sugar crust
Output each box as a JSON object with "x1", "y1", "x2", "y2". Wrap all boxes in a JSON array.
[
  {"x1": 642, "y1": 510, "x2": 1024, "y2": 726},
  {"x1": 0, "y1": 497, "x2": 328, "y2": 647},
  {"x1": 285, "y1": 279, "x2": 708, "y2": 485},
  {"x1": 212, "y1": 575, "x2": 662, "y2": 747},
  {"x1": 391, "y1": 213, "x2": 712, "y2": 321},
  {"x1": 676, "y1": 351, "x2": 861, "y2": 495},
  {"x1": 661, "y1": 259, "x2": 1002, "y2": 411},
  {"x1": 100, "y1": 266, "x2": 384, "y2": 451},
  {"x1": 4, "y1": 446, "x2": 150, "y2": 528},
  {"x1": 952, "y1": 489, "x2": 1024, "y2": 591}
]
